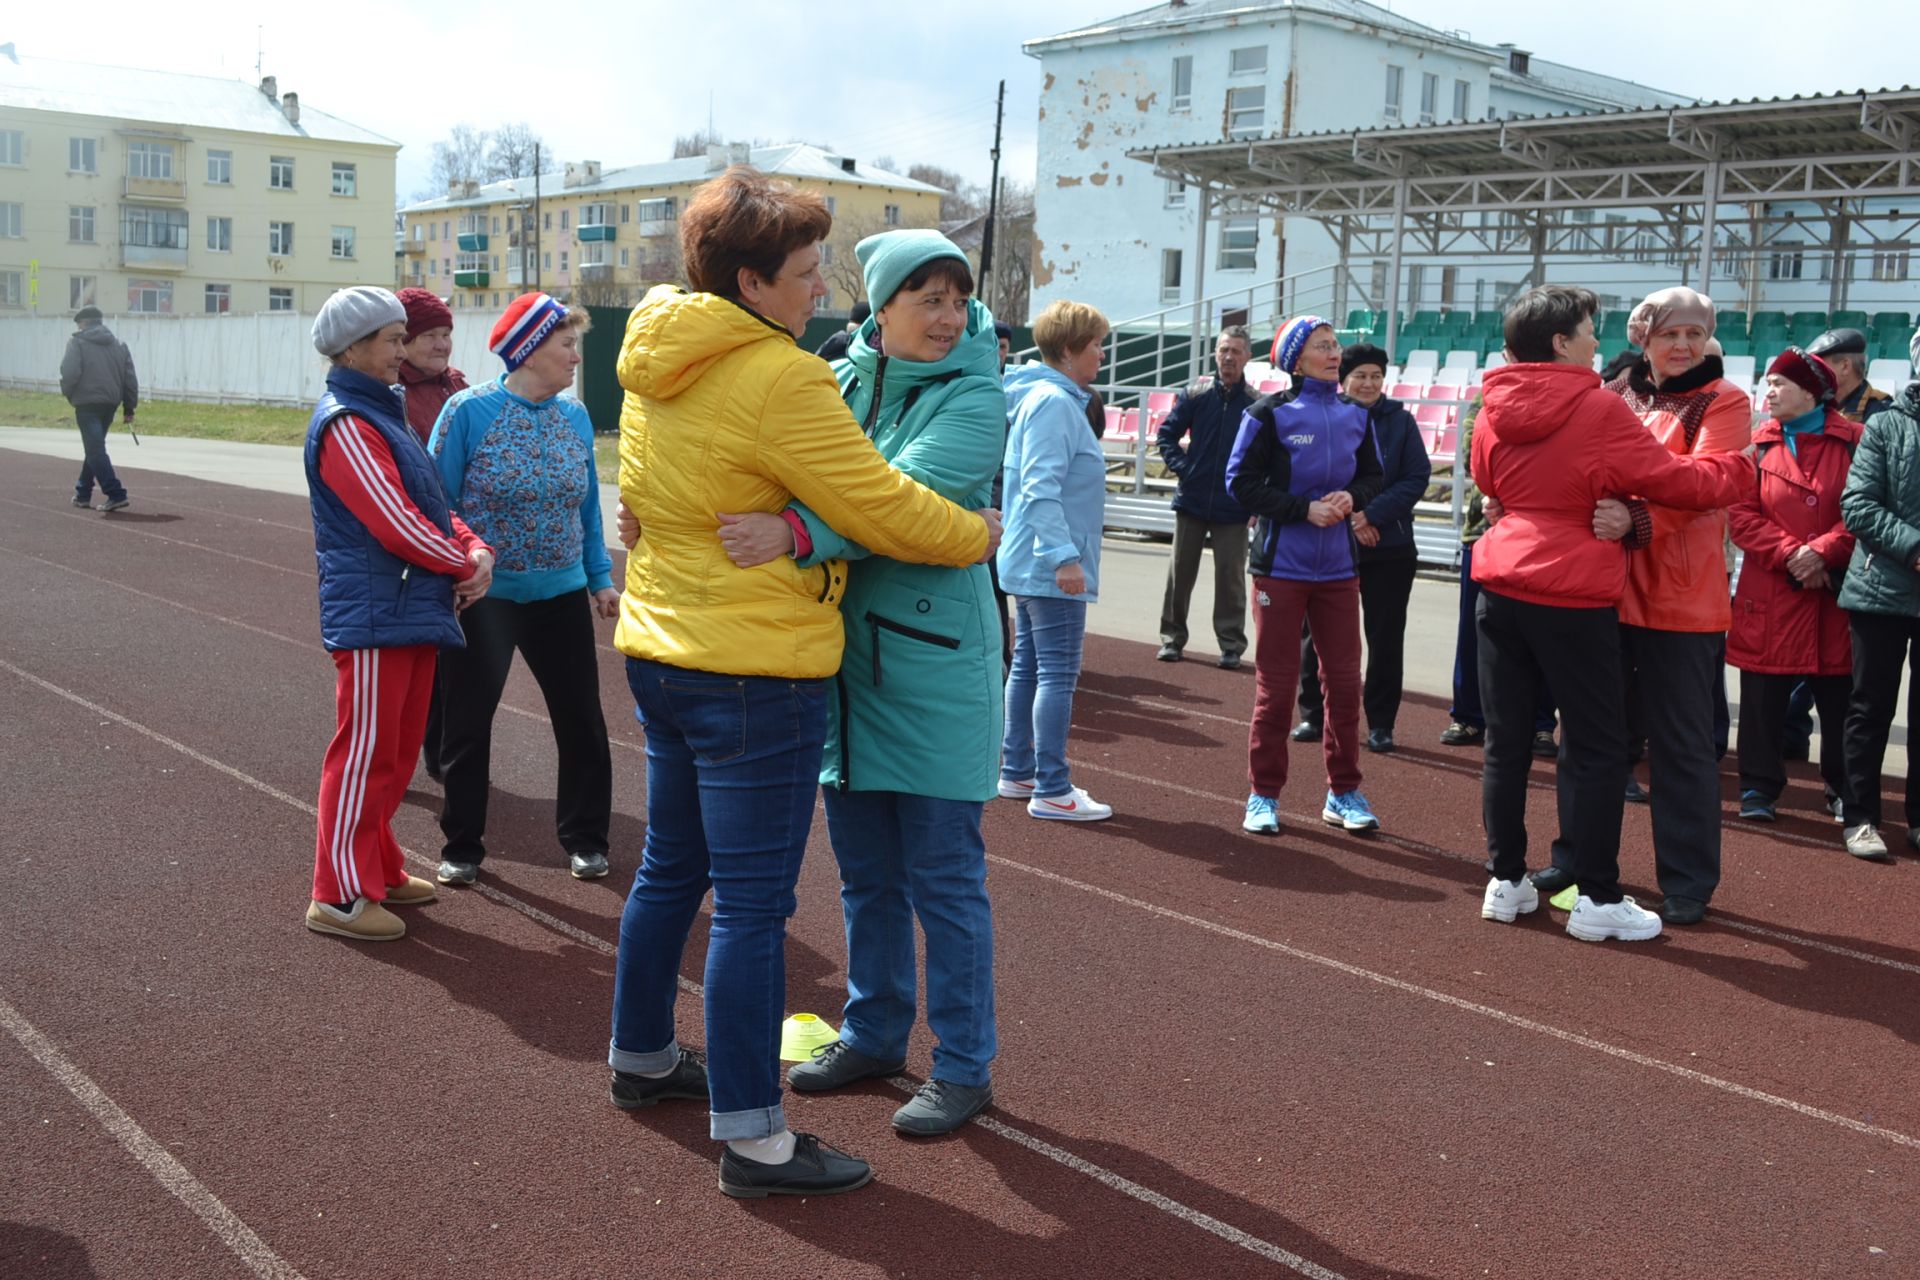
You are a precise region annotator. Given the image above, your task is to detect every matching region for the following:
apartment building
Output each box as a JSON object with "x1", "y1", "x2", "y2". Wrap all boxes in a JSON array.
[
  {"x1": 397, "y1": 143, "x2": 944, "y2": 314},
  {"x1": 0, "y1": 53, "x2": 398, "y2": 317}
]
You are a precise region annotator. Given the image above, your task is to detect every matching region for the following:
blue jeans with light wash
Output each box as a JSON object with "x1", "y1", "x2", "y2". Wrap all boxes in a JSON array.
[
  {"x1": 72, "y1": 405, "x2": 127, "y2": 504},
  {"x1": 608, "y1": 658, "x2": 827, "y2": 1141},
  {"x1": 823, "y1": 789, "x2": 996, "y2": 1088},
  {"x1": 1001, "y1": 594, "x2": 1088, "y2": 798}
]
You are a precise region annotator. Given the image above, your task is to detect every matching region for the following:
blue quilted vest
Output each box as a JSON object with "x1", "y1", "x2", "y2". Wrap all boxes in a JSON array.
[{"x1": 304, "y1": 365, "x2": 467, "y2": 652}]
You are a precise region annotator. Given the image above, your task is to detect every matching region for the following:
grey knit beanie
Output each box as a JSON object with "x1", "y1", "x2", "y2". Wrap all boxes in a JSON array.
[{"x1": 312, "y1": 286, "x2": 407, "y2": 356}]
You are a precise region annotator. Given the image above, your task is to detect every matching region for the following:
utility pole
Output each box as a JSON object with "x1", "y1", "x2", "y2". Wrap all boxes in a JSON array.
[
  {"x1": 980, "y1": 79, "x2": 1006, "y2": 310},
  {"x1": 533, "y1": 141, "x2": 542, "y2": 292}
]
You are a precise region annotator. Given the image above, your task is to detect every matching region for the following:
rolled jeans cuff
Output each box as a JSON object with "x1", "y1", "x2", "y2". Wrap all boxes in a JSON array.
[
  {"x1": 710, "y1": 1103, "x2": 789, "y2": 1142},
  {"x1": 608, "y1": 1036, "x2": 680, "y2": 1076}
]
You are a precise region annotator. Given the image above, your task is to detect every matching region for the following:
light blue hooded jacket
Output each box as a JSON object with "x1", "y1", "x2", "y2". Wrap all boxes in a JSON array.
[{"x1": 997, "y1": 363, "x2": 1105, "y2": 602}]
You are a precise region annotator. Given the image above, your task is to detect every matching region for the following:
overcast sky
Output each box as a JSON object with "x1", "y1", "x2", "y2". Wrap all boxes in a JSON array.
[{"x1": 8, "y1": 1, "x2": 1912, "y2": 203}]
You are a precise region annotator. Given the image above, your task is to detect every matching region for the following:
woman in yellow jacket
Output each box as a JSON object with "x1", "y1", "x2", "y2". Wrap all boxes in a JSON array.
[{"x1": 604, "y1": 168, "x2": 999, "y2": 1201}]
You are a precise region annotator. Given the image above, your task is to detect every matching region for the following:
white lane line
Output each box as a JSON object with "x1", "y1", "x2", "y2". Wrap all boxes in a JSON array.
[
  {"x1": 0, "y1": 994, "x2": 308, "y2": 1280},
  {"x1": 987, "y1": 851, "x2": 1920, "y2": 1153},
  {"x1": 0, "y1": 547, "x2": 644, "y2": 755},
  {"x1": 0, "y1": 495, "x2": 308, "y2": 576},
  {"x1": 1070, "y1": 755, "x2": 1920, "y2": 974},
  {"x1": 0, "y1": 657, "x2": 1341, "y2": 1279}
]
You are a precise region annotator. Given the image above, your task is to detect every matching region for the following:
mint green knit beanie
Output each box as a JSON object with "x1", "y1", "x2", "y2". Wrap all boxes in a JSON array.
[{"x1": 855, "y1": 230, "x2": 970, "y2": 311}]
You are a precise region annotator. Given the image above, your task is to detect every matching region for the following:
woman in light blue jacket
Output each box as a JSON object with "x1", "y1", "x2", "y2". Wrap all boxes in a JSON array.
[{"x1": 998, "y1": 299, "x2": 1113, "y2": 821}]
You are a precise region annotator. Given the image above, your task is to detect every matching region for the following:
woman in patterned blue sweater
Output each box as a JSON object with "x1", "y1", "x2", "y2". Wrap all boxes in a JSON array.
[{"x1": 429, "y1": 293, "x2": 619, "y2": 885}]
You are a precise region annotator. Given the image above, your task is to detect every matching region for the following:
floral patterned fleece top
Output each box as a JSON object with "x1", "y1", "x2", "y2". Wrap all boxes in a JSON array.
[{"x1": 428, "y1": 375, "x2": 614, "y2": 604}]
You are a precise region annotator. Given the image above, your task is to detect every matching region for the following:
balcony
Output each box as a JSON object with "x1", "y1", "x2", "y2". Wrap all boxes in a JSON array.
[
  {"x1": 579, "y1": 263, "x2": 613, "y2": 282},
  {"x1": 577, "y1": 224, "x2": 616, "y2": 243},
  {"x1": 400, "y1": 273, "x2": 425, "y2": 289},
  {"x1": 453, "y1": 270, "x2": 489, "y2": 288},
  {"x1": 456, "y1": 232, "x2": 488, "y2": 252},
  {"x1": 123, "y1": 175, "x2": 186, "y2": 202},
  {"x1": 121, "y1": 243, "x2": 188, "y2": 272},
  {"x1": 402, "y1": 239, "x2": 427, "y2": 256},
  {"x1": 638, "y1": 261, "x2": 679, "y2": 283}
]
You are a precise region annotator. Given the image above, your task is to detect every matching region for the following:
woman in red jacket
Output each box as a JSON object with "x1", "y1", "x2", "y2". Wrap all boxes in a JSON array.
[{"x1": 1727, "y1": 349, "x2": 1860, "y2": 823}]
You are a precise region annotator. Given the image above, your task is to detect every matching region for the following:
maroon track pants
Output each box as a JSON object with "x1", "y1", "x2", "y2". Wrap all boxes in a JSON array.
[{"x1": 1248, "y1": 575, "x2": 1363, "y2": 799}]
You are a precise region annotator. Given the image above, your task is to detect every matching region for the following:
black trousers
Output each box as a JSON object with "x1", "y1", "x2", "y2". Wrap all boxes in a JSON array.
[
  {"x1": 438, "y1": 589, "x2": 613, "y2": 864},
  {"x1": 1737, "y1": 671, "x2": 1848, "y2": 807},
  {"x1": 987, "y1": 556, "x2": 1012, "y2": 676},
  {"x1": 1298, "y1": 554, "x2": 1419, "y2": 732},
  {"x1": 420, "y1": 654, "x2": 447, "y2": 775},
  {"x1": 1842, "y1": 611, "x2": 1920, "y2": 829},
  {"x1": 1621, "y1": 625, "x2": 1724, "y2": 903},
  {"x1": 1477, "y1": 590, "x2": 1628, "y2": 905}
]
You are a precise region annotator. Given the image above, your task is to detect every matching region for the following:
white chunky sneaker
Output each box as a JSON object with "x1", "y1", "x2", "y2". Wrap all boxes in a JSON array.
[
  {"x1": 997, "y1": 777, "x2": 1037, "y2": 800},
  {"x1": 1566, "y1": 894, "x2": 1663, "y2": 943},
  {"x1": 1845, "y1": 823, "x2": 1890, "y2": 860},
  {"x1": 1480, "y1": 876, "x2": 1539, "y2": 923}
]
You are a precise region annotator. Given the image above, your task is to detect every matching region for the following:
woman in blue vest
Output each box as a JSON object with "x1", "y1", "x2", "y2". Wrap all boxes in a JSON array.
[
  {"x1": 429, "y1": 293, "x2": 619, "y2": 887},
  {"x1": 303, "y1": 286, "x2": 494, "y2": 942},
  {"x1": 708, "y1": 231, "x2": 1006, "y2": 1135}
]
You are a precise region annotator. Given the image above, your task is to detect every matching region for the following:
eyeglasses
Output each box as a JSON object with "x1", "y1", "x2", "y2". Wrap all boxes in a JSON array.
[{"x1": 1303, "y1": 339, "x2": 1343, "y2": 353}]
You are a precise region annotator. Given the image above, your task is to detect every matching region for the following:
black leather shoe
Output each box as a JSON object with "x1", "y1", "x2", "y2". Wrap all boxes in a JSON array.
[
  {"x1": 1659, "y1": 896, "x2": 1707, "y2": 926},
  {"x1": 1365, "y1": 728, "x2": 1395, "y2": 753},
  {"x1": 1290, "y1": 720, "x2": 1322, "y2": 743},
  {"x1": 1155, "y1": 645, "x2": 1182, "y2": 662},
  {"x1": 1625, "y1": 776, "x2": 1649, "y2": 804},
  {"x1": 1531, "y1": 731, "x2": 1558, "y2": 759},
  {"x1": 1529, "y1": 865, "x2": 1576, "y2": 895},
  {"x1": 610, "y1": 1048, "x2": 709, "y2": 1109},
  {"x1": 1217, "y1": 652, "x2": 1242, "y2": 670},
  {"x1": 718, "y1": 1133, "x2": 873, "y2": 1199}
]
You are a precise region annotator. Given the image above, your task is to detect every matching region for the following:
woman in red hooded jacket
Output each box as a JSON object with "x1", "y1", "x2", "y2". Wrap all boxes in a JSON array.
[{"x1": 1727, "y1": 349, "x2": 1860, "y2": 823}]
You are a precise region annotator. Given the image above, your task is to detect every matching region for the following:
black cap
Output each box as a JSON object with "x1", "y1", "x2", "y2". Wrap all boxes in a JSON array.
[
  {"x1": 1339, "y1": 342, "x2": 1389, "y2": 381},
  {"x1": 74, "y1": 305, "x2": 103, "y2": 324},
  {"x1": 1806, "y1": 327, "x2": 1867, "y2": 358},
  {"x1": 993, "y1": 320, "x2": 1013, "y2": 341}
]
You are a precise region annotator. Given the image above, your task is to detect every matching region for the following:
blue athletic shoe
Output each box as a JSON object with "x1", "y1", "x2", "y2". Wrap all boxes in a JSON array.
[
  {"x1": 1242, "y1": 793, "x2": 1280, "y2": 834},
  {"x1": 1738, "y1": 790, "x2": 1777, "y2": 822},
  {"x1": 1322, "y1": 788, "x2": 1380, "y2": 832}
]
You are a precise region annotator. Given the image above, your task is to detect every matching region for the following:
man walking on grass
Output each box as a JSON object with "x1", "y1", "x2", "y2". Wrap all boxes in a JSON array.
[{"x1": 59, "y1": 306, "x2": 137, "y2": 513}]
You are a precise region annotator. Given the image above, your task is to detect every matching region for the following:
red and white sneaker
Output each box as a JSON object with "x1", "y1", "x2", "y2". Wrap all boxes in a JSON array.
[
  {"x1": 1027, "y1": 786, "x2": 1113, "y2": 822},
  {"x1": 997, "y1": 777, "x2": 1036, "y2": 800}
]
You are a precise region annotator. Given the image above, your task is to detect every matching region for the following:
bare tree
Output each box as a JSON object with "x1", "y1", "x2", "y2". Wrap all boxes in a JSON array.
[
  {"x1": 907, "y1": 163, "x2": 986, "y2": 223},
  {"x1": 672, "y1": 130, "x2": 780, "y2": 160},
  {"x1": 983, "y1": 180, "x2": 1035, "y2": 325},
  {"x1": 429, "y1": 124, "x2": 492, "y2": 194},
  {"x1": 820, "y1": 212, "x2": 891, "y2": 310},
  {"x1": 488, "y1": 123, "x2": 548, "y2": 180}
]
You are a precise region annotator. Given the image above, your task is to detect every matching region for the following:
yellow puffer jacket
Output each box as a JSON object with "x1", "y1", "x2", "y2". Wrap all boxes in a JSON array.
[{"x1": 614, "y1": 286, "x2": 988, "y2": 678}]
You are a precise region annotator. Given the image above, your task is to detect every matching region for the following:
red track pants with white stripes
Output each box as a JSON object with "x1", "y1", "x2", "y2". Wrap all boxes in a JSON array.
[{"x1": 312, "y1": 645, "x2": 436, "y2": 904}]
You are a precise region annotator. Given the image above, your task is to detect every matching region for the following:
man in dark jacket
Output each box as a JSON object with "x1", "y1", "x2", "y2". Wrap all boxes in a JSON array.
[
  {"x1": 1807, "y1": 328, "x2": 1892, "y2": 424},
  {"x1": 59, "y1": 306, "x2": 138, "y2": 512},
  {"x1": 1155, "y1": 325, "x2": 1256, "y2": 667}
]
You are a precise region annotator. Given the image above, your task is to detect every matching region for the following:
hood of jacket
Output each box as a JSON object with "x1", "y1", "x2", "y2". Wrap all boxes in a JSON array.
[
  {"x1": 74, "y1": 325, "x2": 120, "y2": 348},
  {"x1": 1897, "y1": 380, "x2": 1920, "y2": 418},
  {"x1": 1478, "y1": 363, "x2": 1601, "y2": 445},
  {"x1": 843, "y1": 297, "x2": 1001, "y2": 389},
  {"x1": 1003, "y1": 361, "x2": 1089, "y2": 416},
  {"x1": 616, "y1": 285, "x2": 792, "y2": 402}
]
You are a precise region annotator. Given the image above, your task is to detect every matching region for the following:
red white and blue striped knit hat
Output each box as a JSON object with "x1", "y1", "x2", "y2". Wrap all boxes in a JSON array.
[
  {"x1": 1270, "y1": 314, "x2": 1331, "y2": 376},
  {"x1": 489, "y1": 292, "x2": 567, "y2": 371}
]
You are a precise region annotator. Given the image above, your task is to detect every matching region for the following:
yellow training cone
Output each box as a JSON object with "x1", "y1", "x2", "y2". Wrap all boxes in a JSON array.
[
  {"x1": 779, "y1": 1013, "x2": 840, "y2": 1063},
  {"x1": 1549, "y1": 885, "x2": 1578, "y2": 912}
]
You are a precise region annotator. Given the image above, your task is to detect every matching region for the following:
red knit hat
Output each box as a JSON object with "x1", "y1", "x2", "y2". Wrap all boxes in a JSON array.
[
  {"x1": 1767, "y1": 347, "x2": 1837, "y2": 404},
  {"x1": 396, "y1": 287, "x2": 452, "y2": 340},
  {"x1": 489, "y1": 292, "x2": 567, "y2": 371}
]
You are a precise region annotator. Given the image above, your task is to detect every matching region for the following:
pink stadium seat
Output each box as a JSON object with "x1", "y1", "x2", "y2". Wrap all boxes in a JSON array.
[
  {"x1": 1389, "y1": 382, "x2": 1422, "y2": 401},
  {"x1": 1108, "y1": 408, "x2": 1141, "y2": 443},
  {"x1": 1425, "y1": 383, "x2": 1468, "y2": 402},
  {"x1": 1256, "y1": 378, "x2": 1288, "y2": 395},
  {"x1": 1103, "y1": 406, "x2": 1123, "y2": 437}
]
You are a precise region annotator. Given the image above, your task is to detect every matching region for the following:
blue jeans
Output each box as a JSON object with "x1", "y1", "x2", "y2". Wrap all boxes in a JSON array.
[
  {"x1": 72, "y1": 405, "x2": 127, "y2": 503},
  {"x1": 608, "y1": 658, "x2": 827, "y2": 1141},
  {"x1": 1001, "y1": 594, "x2": 1087, "y2": 797},
  {"x1": 823, "y1": 789, "x2": 996, "y2": 1088}
]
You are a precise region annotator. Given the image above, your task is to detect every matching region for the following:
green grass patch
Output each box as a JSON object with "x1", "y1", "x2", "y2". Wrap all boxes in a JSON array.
[{"x1": 0, "y1": 389, "x2": 310, "y2": 446}]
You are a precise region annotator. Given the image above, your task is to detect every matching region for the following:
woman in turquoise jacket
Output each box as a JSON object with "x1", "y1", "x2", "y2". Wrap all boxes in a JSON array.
[
  {"x1": 997, "y1": 299, "x2": 1114, "y2": 822},
  {"x1": 715, "y1": 231, "x2": 1005, "y2": 1136}
]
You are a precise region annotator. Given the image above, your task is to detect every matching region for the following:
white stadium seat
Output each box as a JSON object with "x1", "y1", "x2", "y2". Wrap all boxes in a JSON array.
[
  {"x1": 1433, "y1": 366, "x2": 1472, "y2": 387},
  {"x1": 1721, "y1": 355, "x2": 1756, "y2": 389},
  {"x1": 1868, "y1": 358, "x2": 1912, "y2": 391},
  {"x1": 1442, "y1": 350, "x2": 1478, "y2": 371},
  {"x1": 1482, "y1": 352, "x2": 1507, "y2": 371}
]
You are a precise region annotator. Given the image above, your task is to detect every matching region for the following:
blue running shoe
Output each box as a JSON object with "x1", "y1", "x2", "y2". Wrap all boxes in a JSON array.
[
  {"x1": 1738, "y1": 789, "x2": 1777, "y2": 822},
  {"x1": 1242, "y1": 793, "x2": 1280, "y2": 834},
  {"x1": 1322, "y1": 788, "x2": 1380, "y2": 832}
]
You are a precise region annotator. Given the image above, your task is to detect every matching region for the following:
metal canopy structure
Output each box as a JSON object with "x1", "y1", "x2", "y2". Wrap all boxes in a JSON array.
[{"x1": 1127, "y1": 89, "x2": 1920, "y2": 354}]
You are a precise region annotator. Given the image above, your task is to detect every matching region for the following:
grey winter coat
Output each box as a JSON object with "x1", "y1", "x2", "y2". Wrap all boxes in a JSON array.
[
  {"x1": 1838, "y1": 381, "x2": 1920, "y2": 618},
  {"x1": 60, "y1": 325, "x2": 139, "y2": 413}
]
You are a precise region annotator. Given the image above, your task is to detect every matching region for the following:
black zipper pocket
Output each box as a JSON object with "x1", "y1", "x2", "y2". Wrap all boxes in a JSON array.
[{"x1": 865, "y1": 610, "x2": 962, "y2": 688}]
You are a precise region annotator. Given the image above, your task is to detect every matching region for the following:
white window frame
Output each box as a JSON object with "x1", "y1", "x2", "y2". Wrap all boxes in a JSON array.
[
  {"x1": 69, "y1": 206, "x2": 95, "y2": 243},
  {"x1": 205, "y1": 283, "x2": 231, "y2": 314},
  {"x1": 0, "y1": 131, "x2": 21, "y2": 166},
  {"x1": 579, "y1": 242, "x2": 609, "y2": 267},
  {"x1": 619, "y1": 247, "x2": 630, "y2": 267},
  {"x1": 207, "y1": 150, "x2": 232, "y2": 184},
  {"x1": 122, "y1": 205, "x2": 187, "y2": 248},
  {"x1": 330, "y1": 225, "x2": 356, "y2": 259},
  {"x1": 331, "y1": 162, "x2": 356, "y2": 197},
  {"x1": 637, "y1": 197, "x2": 677, "y2": 231},
  {"x1": 0, "y1": 203, "x2": 21, "y2": 237},
  {"x1": 127, "y1": 141, "x2": 174, "y2": 180},
  {"x1": 1217, "y1": 217, "x2": 1257, "y2": 272},
  {"x1": 1420, "y1": 72, "x2": 1438, "y2": 124},
  {"x1": 69, "y1": 137, "x2": 97, "y2": 173},
  {"x1": 1, "y1": 270, "x2": 24, "y2": 307},
  {"x1": 1172, "y1": 55, "x2": 1193, "y2": 111},
  {"x1": 128, "y1": 280, "x2": 173, "y2": 313},
  {"x1": 70, "y1": 275, "x2": 97, "y2": 309},
  {"x1": 1453, "y1": 79, "x2": 1472, "y2": 121},
  {"x1": 1164, "y1": 178, "x2": 1187, "y2": 209},
  {"x1": 1229, "y1": 46, "x2": 1267, "y2": 76},
  {"x1": 1384, "y1": 65, "x2": 1404, "y2": 121},
  {"x1": 269, "y1": 221, "x2": 294, "y2": 256},
  {"x1": 268, "y1": 287, "x2": 294, "y2": 312},
  {"x1": 884, "y1": 204, "x2": 901, "y2": 226},
  {"x1": 581, "y1": 202, "x2": 616, "y2": 227},
  {"x1": 559, "y1": 249, "x2": 569, "y2": 272},
  {"x1": 1160, "y1": 248, "x2": 1183, "y2": 304},
  {"x1": 1226, "y1": 85, "x2": 1265, "y2": 140},
  {"x1": 269, "y1": 155, "x2": 294, "y2": 191},
  {"x1": 207, "y1": 215, "x2": 232, "y2": 253},
  {"x1": 1871, "y1": 243, "x2": 1911, "y2": 283}
]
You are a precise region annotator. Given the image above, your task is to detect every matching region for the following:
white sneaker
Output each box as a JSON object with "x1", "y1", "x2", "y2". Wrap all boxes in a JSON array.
[
  {"x1": 1480, "y1": 876, "x2": 1538, "y2": 923},
  {"x1": 1566, "y1": 895, "x2": 1663, "y2": 943},
  {"x1": 997, "y1": 777, "x2": 1036, "y2": 800},
  {"x1": 1028, "y1": 786, "x2": 1113, "y2": 822},
  {"x1": 1845, "y1": 823, "x2": 1890, "y2": 860}
]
